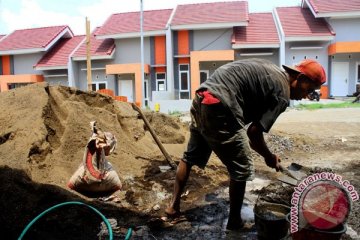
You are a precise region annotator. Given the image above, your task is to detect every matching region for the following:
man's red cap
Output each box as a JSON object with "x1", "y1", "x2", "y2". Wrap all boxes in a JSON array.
[{"x1": 283, "y1": 59, "x2": 326, "y2": 85}]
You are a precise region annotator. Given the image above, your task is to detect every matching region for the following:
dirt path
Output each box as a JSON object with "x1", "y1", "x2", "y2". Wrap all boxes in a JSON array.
[{"x1": 275, "y1": 108, "x2": 360, "y2": 137}]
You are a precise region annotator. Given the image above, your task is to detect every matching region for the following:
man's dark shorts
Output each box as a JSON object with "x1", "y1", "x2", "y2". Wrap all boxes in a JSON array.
[{"x1": 183, "y1": 93, "x2": 254, "y2": 181}]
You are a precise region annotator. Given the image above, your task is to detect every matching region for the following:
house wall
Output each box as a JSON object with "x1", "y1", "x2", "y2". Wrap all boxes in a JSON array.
[
  {"x1": 0, "y1": 55, "x2": 14, "y2": 74},
  {"x1": 199, "y1": 61, "x2": 230, "y2": 77},
  {"x1": 234, "y1": 50, "x2": 280, "y2": 64},
  {"x1": 192, "y1": 29, "x2": 233, "y2": 51},
  {"x1": 77, "y1": 60, "x2": 116, "y2": 91},
  {"x1": 328, "y1": 18, "x2": 360, "y2": 42},
  {"x1": 114, "y1": 38, "x2": 151, "y2": 64},
  {"x1": 43, "y1": 69, "x2": 68, "y2": 86},
  {"x1": 45, "y1": 77, "x2": 68, "y2": 86},
  {"x1": 327, "y1": 18, "x2": 360, "y2": 96},
  {"x1": 69, "y1": 61, "x2": 80, "y2": 88},
  {"x1": 236, "y1": 54, "x2": 279, "y2": 64},
  {"x1": 111, "y1": 38, "x2": 151, "y2": 101},
  {"x1": 190, "y1": 50, "x2": 234, "y2": 98},
  {"x1": 284, "y1": 42, "x2": 330, "y2": 73},
  {"x1": 13, "y1": 53, "x2": 43, "y2": 74},
  {"x1": 149, "y1": 35, "x2": 167, "y2": 99},
  {"x1": 330, "y1": 53, "x2": 360, "y2": 94},
  {"x1": 173, "y1": 30, "x2": 191, "y2": 100},
  {"x1": 0, "y1": 74, "x2": 43, "y2": 91}
]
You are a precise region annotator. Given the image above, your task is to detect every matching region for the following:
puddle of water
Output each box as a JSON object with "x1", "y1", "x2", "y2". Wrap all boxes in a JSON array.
[
  {"x1": 150, "y1": 176, "x2": 274, "y2": 239},
  {"x1": 246, "y1": 177, "x2": 272, "y2": 192},
  {"x1": 243, "y1": 177, "x2": 272, "y2": 222},
  {"x1": 242, "y1": 204, "x2": 255, "y2": 222}
]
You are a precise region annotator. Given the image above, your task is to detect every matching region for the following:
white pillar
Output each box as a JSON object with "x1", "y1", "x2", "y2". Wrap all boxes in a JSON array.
[
  {"x1": 140, "y1": 0, "x2": 145, "y2": 106},
  {"x1": 166, "y1": 27, "x2": 174, "y2": 99}
]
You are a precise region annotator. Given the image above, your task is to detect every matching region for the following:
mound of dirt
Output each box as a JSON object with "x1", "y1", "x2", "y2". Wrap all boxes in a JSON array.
[
  {"x1": 0, "y1": 83, "x2": 186, "y2": 186},
  {"x1": 144, "y1": 111, "x2": 185, "y2": 144},
  {"x1": 0, "y1": 83, "x2": 191, "y2": 239}
]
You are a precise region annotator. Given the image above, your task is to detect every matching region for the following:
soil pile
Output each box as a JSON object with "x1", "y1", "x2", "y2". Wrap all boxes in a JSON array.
[
  {"x1": 0, "y1": 83, "x2": 186, "y2": 186},
  {"x1": 0, "y1": 83, "x2": 191, "y2": 239}
]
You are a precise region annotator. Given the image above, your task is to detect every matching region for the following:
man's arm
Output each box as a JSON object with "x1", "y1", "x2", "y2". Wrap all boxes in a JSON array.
[{"x1": 247, "y1": 122, "x2": 280, "y2": 171}]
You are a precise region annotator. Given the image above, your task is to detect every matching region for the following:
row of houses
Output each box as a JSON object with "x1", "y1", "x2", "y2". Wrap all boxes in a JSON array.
[{"x1": 0, "y1": 0, "x2": 360, "y2": 112}]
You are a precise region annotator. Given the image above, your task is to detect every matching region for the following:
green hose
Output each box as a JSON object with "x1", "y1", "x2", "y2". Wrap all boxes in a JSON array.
[
  {"x1": 125, "y1": 227, "x2": 132, "y2": 240},
  {"x1": 18, "y1": 201, "x2": 114, "y2": 240}
]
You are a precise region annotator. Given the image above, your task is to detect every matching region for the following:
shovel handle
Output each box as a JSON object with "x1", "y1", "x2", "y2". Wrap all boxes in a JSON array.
[
  {"x1": 278, "y1": 164, "x2": 286, "y2": 172},
  {"x1": 279, "y1": 165, "x2": 291, "y2": 175},
  {"x1": 131, "y1": 103, "x2": 177, "y2": 169}
]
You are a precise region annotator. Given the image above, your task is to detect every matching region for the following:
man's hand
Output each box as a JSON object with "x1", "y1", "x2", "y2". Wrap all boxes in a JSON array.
[
  {"x1": 247, "y1": 123, "x2": 281, "y2": 172},
  {"x1": 264, "y1": 154, "x2": 281, "y2": 171}
]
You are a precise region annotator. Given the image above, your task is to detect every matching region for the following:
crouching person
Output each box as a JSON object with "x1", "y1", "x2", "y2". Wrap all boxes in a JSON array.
[{"x1": 68, "y1": 121, "x2": 122, "y2": 196}]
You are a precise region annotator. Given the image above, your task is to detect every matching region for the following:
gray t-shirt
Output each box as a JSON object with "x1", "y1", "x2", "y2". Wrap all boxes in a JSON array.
[{"x1": 199, "y1": 58, "x2": 290, "y2": 132}]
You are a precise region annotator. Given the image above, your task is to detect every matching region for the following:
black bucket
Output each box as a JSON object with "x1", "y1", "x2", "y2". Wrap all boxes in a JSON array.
[
  {"x1": 286, "y1": 213, "x2": 347, "y2": 240},
  {"x1": 254, "y1": 202, "x2": 290, "y2": 240}
]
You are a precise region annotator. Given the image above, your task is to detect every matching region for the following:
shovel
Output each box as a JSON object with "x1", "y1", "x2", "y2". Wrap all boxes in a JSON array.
[
  {"x1": 277, "y1": 163, "x2": 308, "y2": 186},
  {"x1": 131, "y1": 103, "x2": 177, "y2": 169},
  {"x1": 287, "y1": 162, "x2": 311, "y2": 174}
]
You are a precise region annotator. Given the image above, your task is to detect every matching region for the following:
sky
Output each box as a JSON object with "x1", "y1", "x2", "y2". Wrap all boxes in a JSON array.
[{"x1": 0, "y1": 0, "x2": 301, "y2": 35}]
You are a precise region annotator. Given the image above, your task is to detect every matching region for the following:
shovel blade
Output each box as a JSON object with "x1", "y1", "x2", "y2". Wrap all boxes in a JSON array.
[
  {"x1": 288, "y1": 163, "x2": 311, "y2": 172},
  {"x1": 287, "y1": 169, "x2": 307, "y2": 180},
  {"x1": 288, "y1": 163, "x2": 310, "y2": 180},
  {"x1": 277, "y1": 174, "x2": 298, "y2": 186}
]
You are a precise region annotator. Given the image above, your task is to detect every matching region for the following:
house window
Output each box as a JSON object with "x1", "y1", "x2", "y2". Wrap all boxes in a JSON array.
[
  {"x1": 8, "y1": 83, "x2": 29, "y2": 90},
  {"x1": 200, "y1": 70, "x2": 209, "y2": 84},
  {"x1": 179, "y1": 64, "x2": 190, "y2": 99},
  {"x1": 156, "y1": 72, "x2": 166, "y2": 91},
  {"x1": 92, "y1": 82, "x2": 107, "y2": 91},
  {"x1": 357, "y1": 64, "x2": 360, "y2": 83},
  {"x1": 144, "y1": 80, "x2": 149, "y2": 107}
]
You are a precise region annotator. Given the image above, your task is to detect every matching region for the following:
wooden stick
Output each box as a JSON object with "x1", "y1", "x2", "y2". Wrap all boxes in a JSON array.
[{"x1": 131, "y1": 103, "x2": 177, "y2": 169}]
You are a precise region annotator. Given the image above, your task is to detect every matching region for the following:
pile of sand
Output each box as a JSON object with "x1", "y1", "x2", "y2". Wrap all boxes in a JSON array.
[
  {"x1": 0, "y1": 83, "x2": 186, "y2": 186},
  {"x1": 0, "y1": 83, "x2": 189, "y2": 239}
]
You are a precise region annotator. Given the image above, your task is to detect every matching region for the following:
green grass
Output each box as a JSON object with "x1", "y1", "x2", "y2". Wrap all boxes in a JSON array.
[
  {"x1": 168, "y1": 110, "x2": 182, "y2": 117},
  {"x1": 295, "y1": 100, "x2": 360, "y2": 110}
]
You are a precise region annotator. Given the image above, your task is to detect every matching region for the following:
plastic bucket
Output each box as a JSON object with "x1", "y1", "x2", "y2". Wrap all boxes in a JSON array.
[
  {"x1": 286, "y1": 213, "x2": 347, "y2": 240},
  {"x1": 254, "y1": 202, "x2": 290, "y2": 240}
]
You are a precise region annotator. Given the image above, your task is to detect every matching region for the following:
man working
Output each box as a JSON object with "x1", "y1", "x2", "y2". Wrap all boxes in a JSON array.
[{"x1": 165, "y1": 58, "x2": 326, "y2": 231}]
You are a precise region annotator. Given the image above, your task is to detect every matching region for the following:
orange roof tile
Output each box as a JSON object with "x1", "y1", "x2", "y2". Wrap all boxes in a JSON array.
[
  {"x1": 276, "y1": 7, "x2": 335, "y2": 39},
  {"x1": 171, "y1": 1, "x2": 248, "y2": 29},
  {"x1": 73, "y1": 28, "x2": 115, "y2": 60},
  {"x1": 96, "y1": 9, "x2": 172, "y2": 38},
  {"x1": 35, "y1": 36, "x2": 84, "y2": 69},
  {"x1": 0, "y1": 26, "x2": 73, "y2": 54},
  {"x1": 233, "y1": 12, "x2": 279, "y2": 47},
  {"x1": 306, "y1": 0, "x2": 360, "y2": 14}
]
